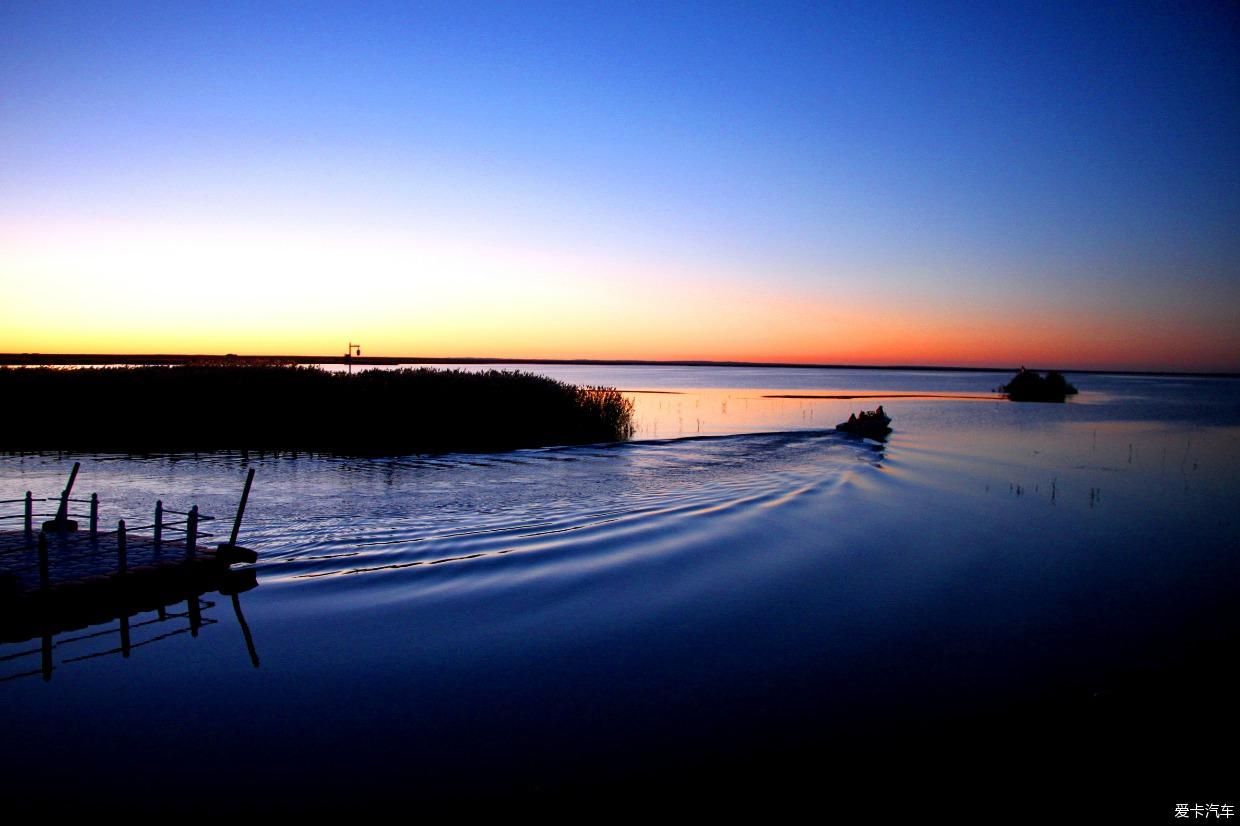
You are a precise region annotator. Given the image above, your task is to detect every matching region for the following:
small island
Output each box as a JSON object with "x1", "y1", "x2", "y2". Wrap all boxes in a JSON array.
[
  {"x1": 999, "y1": 368, "x2": 1079, "y2": 402},
  {"x1": 0, "y1": 366, "x2": 635, "y2": 455}
]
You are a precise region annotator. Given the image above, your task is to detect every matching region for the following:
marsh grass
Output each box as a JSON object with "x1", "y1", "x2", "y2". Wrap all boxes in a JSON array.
[{"x1": 1, "y1": 366, "x2": 635, "y2": 455}]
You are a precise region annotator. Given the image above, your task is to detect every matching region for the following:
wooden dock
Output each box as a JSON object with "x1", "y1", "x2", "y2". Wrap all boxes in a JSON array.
[{"x1": 0, "y1": 465, "x2": 259, "y2": 647}]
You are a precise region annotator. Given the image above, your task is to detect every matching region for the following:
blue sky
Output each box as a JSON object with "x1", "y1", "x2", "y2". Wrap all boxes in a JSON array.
[{"x1": 2, "y1": 1, "x2": 1238, "y2": 369}]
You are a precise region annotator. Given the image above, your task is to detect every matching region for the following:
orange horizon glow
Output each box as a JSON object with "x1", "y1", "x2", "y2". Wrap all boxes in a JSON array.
[
  {"x1": 5, "y1": 322, "x2": 1238, "y2": 374},
  {"x1": 2, "y1": 220, "x2": 1238, "y2": 375}
]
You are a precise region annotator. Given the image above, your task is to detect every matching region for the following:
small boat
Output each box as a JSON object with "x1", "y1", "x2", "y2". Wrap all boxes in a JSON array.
[{"x1": 837, "y1": 406, "x2": 892, "y2": 440}]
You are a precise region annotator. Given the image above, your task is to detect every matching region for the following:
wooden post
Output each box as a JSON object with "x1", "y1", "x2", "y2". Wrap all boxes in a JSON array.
[
  {"x1": 229, "y1": 468, "x2": 256, "y2": 547},
  {"x1": 38, "y1": 531, "x2": 49, "y2": 591},
  {"x1": 89, "y1": 493, "x2": 99, "y2": 538},
  {"x1": 215, "y1": 469, "x2": 259, "y2": 565},
  {"x1": 56, "y1": 461, "x2": 81, "y2": 523},
  {"x1": 24, "y1": 491, "x2": 32, "y2": 536},
  {"x1": 117, "y1": 520, "x2": 127, "y2": 573},
  {"x1": 186, "y1": 506, "x2": 198, "y2": 559},
  {"x1": 154, "y1": 500, "x2": 163, "y2": 550}
]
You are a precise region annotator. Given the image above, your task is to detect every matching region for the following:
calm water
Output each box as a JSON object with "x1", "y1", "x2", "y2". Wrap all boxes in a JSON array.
[{"x1": 2, "y1": 367, "x2": 1238, "y2": 812}]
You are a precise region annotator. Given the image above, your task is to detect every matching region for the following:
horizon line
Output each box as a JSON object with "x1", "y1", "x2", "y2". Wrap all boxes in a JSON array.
[{"x1": 2, "y1": 352, "x2": 1237, "y2": 379}]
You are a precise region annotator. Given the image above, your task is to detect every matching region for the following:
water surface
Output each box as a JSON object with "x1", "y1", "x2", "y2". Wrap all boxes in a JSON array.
[{"x1": 2, "y1": 367, "x2": 1237, "y2": 812}]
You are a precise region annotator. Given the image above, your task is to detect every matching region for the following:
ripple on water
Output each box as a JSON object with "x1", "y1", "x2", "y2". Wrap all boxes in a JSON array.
[{"x1": 245, "y1": 430, "x2": 884, "y2": 597}]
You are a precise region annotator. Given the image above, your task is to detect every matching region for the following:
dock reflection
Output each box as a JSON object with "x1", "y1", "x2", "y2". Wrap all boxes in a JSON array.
[{"x1": 0, "y1": 573, "x2": 260, "y2": 682}]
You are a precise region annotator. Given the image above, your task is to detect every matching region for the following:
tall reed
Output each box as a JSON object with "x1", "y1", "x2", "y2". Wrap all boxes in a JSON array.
[{"x1": 0, "y1": 366, "x2": 636, "y2": 455}]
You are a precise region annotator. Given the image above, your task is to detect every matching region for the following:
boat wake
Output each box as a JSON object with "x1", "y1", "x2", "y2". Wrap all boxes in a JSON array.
[{"x1": 244, "y1": 430, "x2": 885, "y2": 594}]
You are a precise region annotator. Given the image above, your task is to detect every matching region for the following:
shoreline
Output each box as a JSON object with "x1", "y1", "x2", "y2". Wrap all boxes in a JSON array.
[{"x1": 2, "y1": 353, "x2": 1236, "y2": 379}]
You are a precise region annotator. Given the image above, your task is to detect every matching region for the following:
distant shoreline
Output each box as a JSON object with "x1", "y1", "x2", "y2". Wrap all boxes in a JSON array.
[
  {"x1": 1, "y1": 353, "x2": 1236, "y2": 379},
  {"x1": 763, "y1": 392, "x2": 1002, "y2": 400}
]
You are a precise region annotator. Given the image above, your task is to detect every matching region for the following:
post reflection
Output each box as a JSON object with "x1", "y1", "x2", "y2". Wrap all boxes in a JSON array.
[{"x1": 1, "y1": 571, "x2": 260, "y2": 683}]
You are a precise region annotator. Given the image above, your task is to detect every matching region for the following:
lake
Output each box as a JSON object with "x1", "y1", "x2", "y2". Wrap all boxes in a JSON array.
[{"x1": 2, "y1": 366, "x2": 1237, "y2": 814}]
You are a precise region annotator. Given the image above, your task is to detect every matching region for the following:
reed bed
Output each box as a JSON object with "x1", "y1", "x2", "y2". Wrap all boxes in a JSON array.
[{"x1": 0, "y1": 366, "x2": 635, "y2": 455}]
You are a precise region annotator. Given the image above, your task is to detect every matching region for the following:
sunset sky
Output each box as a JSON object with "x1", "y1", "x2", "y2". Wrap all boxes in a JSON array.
[{"x1": 2, "y1": 1, "x2": 1238, "y2": 371}]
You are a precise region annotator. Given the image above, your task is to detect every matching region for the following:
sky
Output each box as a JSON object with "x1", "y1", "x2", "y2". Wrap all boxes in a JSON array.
[{"x1": 2, "y1": 1, "x2": 1238, "y2": 371}]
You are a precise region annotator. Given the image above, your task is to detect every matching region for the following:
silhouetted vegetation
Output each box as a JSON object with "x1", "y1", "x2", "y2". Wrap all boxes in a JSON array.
[
  {"x1": 0, "y1": 366, "x2": 635, "y2": 455},
  {"x1": 1000, "y1": 368, "x2": 1079, "y2": 402}
]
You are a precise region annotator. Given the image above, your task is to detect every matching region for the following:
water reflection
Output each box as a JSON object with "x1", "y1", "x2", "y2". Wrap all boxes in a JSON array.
[
  {"x1": 0, "y1": 576, "x2": 260, "y2": 683},
  {"x1": 627, "y1": 386, "x2": 1050, "y2": 439},
  {"x1": 0, "y1": 369, "x2": 1236, "y2": 807}
]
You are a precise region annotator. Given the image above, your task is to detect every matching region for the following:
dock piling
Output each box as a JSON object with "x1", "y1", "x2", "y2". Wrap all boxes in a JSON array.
[
  {"x1": 154, "y1": 500, "x2": 163, "y2": 550},
  {"x1": 43, "y1": 462, "x2": 81, "y2": 533},
  {"x1": 215, "y1": 469, "x2": 259, "y2": 565},
  {"x1": 56, "y1": 461, "x2": 80, "y2": 523},
  {"x1": 89, "y1": 493, "x2": 99, "y2": 538},
  {"x1": 229, "y1": 467, "x2": 256, "y2": 547},
  {"x1": 24, "y1": 491, "x2": 32, "y2": 536},
  {"x1": 186, "y1": 506, "x2": 198, "y2": 559},
  {"x1": 117, "y1": 520, "x2": 127, "y2": 573}
]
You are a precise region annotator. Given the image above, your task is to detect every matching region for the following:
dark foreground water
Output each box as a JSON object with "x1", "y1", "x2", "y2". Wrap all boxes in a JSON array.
[{"x1": 2, "y1": 367, "x2": 1238, "y2": 814}]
